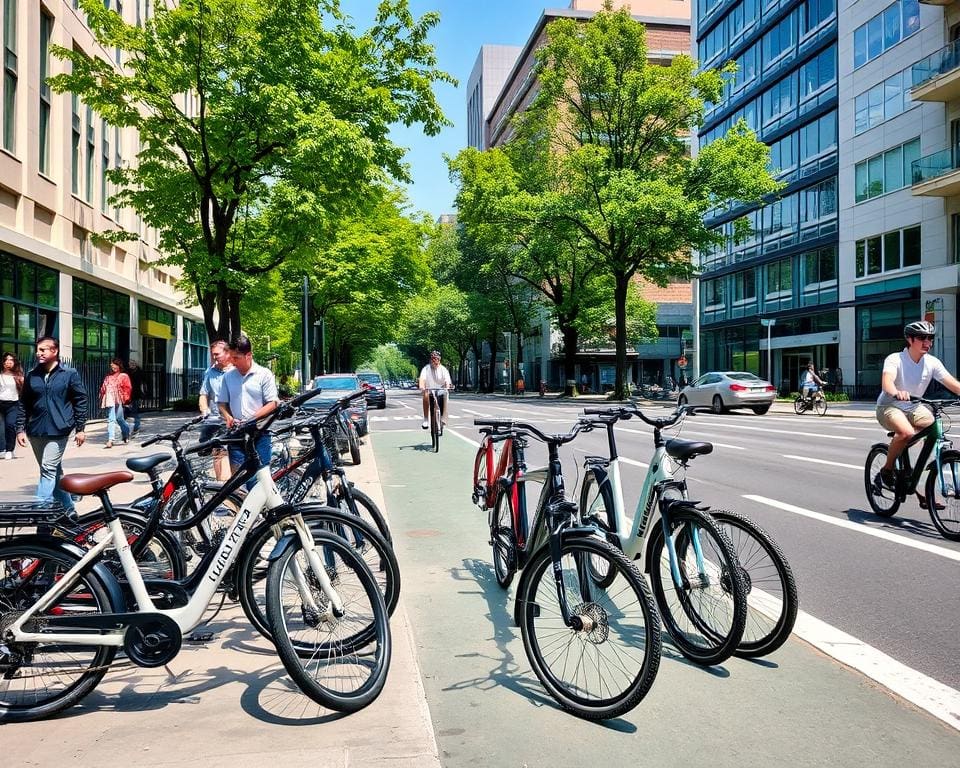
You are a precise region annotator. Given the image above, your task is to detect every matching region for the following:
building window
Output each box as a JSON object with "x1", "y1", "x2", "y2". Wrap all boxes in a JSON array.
[
  {"x1": 85, "y1": 106, "x2": 94, "y2": 202},
  {"x1": 855, "y1": 225, "x2": 921, "y2": 277},
  {"x1": 732, "y1": 269, "x2": 757, "y2": 306},
  {"x1": 0, "y1": 251, "x2": 58, "y2": 363},
  {"x1": 101, "y1": 118, "x2": 110, "y2": 213},
  {"x1": 953, "y1": 213, "x2": 960, "y2": 264},
  {"x1": 183, "y1": 318, "x2": 209, "y2": 371},
  {"x1": 854, "y1": 66, "x2": 913, "y2": 135},
  {"x1": 138, "y1": 300, "x2": 175, "y2": 336},
  {"x1": 762, "y1": 9, "x2": 797, "y2": 70},
  {"x1": 71, "y1": 91, "x2": 81, "y2": 194},
  {"x1": 798, "y1": 110, "x2": 837, "y2": 166},
  {"x1": 853, "y1": 1, "x2": 920, "y2": 70},
  {"x1": 801, "y1": 0, "x2": 836, "y2": 40},
  {"x1": 801, "y1": 245, "x2": 837, "y2": 306},
  {"x1": 2, "y1": 0, "x2": 16, "y2": 153},
  {"x1": 72, "y1": 279, "x2": 131, "y2": 363},
  {"x1": 764, "y1": 257, "x2": 793, "y2": 311},
  {"x1": 38, "y1": 11, "x2": 52, "y2": 175},
  {"x1": 703, "y1": 278, "x2": 725, "y2": 312},
  {"x1": 761, "y1": 71, "x2": 797, "y2": 129},
  {"x1": 114, "y1": 126, "x2": 121, "y2": 221},
  {"x1": 799, "y1": 44, "x2": 836, "y2": 111},
  {"x1": 854, "y1": 138, "x2": 920, "y2": 202}
]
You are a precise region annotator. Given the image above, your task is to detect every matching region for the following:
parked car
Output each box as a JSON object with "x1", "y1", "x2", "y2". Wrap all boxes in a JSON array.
[
  {"x1": 306, "y1": 373, "x2": 369, "y2": 436},
  {"x1": 677, "y1": 371, "x2": 777, "y2": 415},
  {"x1": 356, "y1": 370, "x2": 387, "y2": 409}
]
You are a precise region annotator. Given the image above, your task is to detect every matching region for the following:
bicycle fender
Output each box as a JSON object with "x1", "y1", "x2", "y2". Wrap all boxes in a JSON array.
[
  {"x1": 3, "y1": 534, "x2": 126, "y2": 612},
  {"x1": 267, "y1": 531, "x2": 298, "y2": 562}
]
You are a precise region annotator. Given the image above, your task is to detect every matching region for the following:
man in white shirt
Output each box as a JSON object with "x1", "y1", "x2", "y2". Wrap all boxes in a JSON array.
[
  {"x1": 219, "y1": 335, "x2": 279, "y2": 481},
  {"x1": 198, "y1": 339, "x2": 233, "y2": 480},
  {"x1": 418, "y1": 350, "x2": 452, "y2": 429},
  {"x1": 875, "y1": 320, "x2": 960, "y2": 492}
]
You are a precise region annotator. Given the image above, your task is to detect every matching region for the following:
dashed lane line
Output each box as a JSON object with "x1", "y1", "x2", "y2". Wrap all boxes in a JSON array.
[{"x1": 781, "y1": 454, "x2": 862, "y2": 471}]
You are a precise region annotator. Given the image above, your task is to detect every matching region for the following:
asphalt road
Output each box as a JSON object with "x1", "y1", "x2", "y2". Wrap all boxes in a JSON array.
[{"x1": 371, "y1": 389, "x2": 960, "y2": 701}]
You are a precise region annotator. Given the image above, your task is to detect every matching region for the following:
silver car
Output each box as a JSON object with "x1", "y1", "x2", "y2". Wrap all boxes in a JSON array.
[{"x1": 677, "y1": 371, "x2": 777, "y2": 415}]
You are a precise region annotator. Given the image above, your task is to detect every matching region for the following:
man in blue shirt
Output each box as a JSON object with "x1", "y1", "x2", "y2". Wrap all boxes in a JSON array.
[
  {"x1": 198, "y1": 339, "x2": 233, "y2": 480},
  {"x1": 16, "y1": 336, "x2": 87, "y2": 513},
  {"x1": 219, "y1": 335, "x2": 278, "y2": 485}
]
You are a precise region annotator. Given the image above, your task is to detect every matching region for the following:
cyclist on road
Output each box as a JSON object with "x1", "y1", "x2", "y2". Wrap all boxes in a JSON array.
[
  {"x1": 419, "y1": 350, "x2": 452, "y2": 429},
  {"x1": 799, "y1": 362, "x2": 824, "y2": 402},
  {"x1": 875, "y1": 320, "x2": 960, "y2": 493}
]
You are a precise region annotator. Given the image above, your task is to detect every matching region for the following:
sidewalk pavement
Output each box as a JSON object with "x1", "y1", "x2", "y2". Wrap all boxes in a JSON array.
[{"x1": 0, "y1": 412, "x2": 440, "y2": 768}]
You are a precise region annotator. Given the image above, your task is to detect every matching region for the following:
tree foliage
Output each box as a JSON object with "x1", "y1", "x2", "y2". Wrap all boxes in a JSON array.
[
  {"x1": 49, "y1": 0, "x2": 453, "y2": 341},
  {"x1": 356, "y1": 344, "x2": 418, "y2": 381},
  {"x1": 509, "y1": 3, "x2": 780, "y2": 397}
]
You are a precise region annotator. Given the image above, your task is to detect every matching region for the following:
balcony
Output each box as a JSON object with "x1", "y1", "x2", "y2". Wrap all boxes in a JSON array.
[
  {"x1": 912, "y1": 39, "x2": 960, "y2": 102},
  {"x1": 911, "y1": 149, "x2": 960, "y2": 196}
]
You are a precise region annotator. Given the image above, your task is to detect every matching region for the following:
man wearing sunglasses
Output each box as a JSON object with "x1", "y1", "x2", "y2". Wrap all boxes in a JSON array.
[{"x1": 875, "y1": 320, "x2": 960, "y2": 494}]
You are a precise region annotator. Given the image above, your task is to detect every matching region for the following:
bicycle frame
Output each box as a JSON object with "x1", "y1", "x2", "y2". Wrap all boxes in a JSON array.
[
  {"x1": 473, "y1": 431, "x2": 513, "y2": 509},
  {"x1": 891, "y1": 417, "x2": 951, "y2": 496}
]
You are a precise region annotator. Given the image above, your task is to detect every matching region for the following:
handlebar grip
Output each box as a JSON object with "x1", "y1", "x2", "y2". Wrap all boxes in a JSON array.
[
  {"x1": 582, "y1": 407, "x2": 614, "y2": 415},
  {"x1": 474, "y1": 418, "x2": 515, "y2": 427},
  {"x1": 140, "y1": 435, "x2": 160, "y2": 447}
]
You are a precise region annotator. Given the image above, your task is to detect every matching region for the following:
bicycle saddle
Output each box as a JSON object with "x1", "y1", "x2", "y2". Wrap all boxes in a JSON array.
[
  {"x1": 664, "y1": 438, "x2": 713, "y2": 461},
  {"x1": 126, "y1": 453, "x2": 172, "y2": 473},
  {"x1": 60, "y1": 471, "x2": 134, "y2": 496}
]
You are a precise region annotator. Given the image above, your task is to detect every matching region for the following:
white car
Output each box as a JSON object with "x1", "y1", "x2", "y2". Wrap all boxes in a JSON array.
[{"x1": 677, "y1": 371, "x2": 777, "y2": 415}]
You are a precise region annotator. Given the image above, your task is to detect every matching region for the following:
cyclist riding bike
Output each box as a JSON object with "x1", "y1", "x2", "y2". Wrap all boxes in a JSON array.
[
  {"x1": 799, "y1": 362, "x2": 824, "y2": 402},
  {"x1": 875, "y1": 320, "x2": 960, "y2": 495},
  {"x1": 419, "y1": 350, "x2": 452, "y2": 429}
]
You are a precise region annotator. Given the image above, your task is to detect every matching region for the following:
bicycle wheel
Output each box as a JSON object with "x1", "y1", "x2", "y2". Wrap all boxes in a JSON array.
[
  {"x1": 813, "y1": 393, "x2": 827, "y2": 417},
  {"x1": 163, "y1": 481, "x2": 244, "y2": 567},
  {"x1": 647, "y1": 506, "x2": 746, "y2": 666},
  {"x1": 517, "y1": 536, "x2": 661, "y2": 720},
  {"x1": 577, "y1": 471, "x2": 617, "y2": 589},
  {"x1": 236, "y1": 507, "x2": 400, "y2": 642},
  {"x1": 266, "y1": 531, "x2": 391, "y2": 712},
  {"x1": 490, "y1": 489, "x2": 517, "y2": 588},
  {"x1": 347, "y1": 422, "x2": 361, "y2": 466},
  {"x1": 0, "y1": 541, "x2": 119, "y2": 722},
  {"x1": 472, "y1": 440, "x2": 491, "y2": 509},
  {"x1": 333, "y1": 485, "x2": 392, "y2": 546},
  {"x1": 430, "y1": 398, "x2": 440, "y2": 453},
  {"x1": 709, "y1": 510, "x2": 798, "y2": 658},
  {"x1": 76, "y1": 508, "x2": 187, "y2": 582},
  {"x1": 793, "y1": 397, "x2": 804, "y2": 415},
  {"x1": 864, "y1": 444, "x2": 900, "y2": 517},
  {"x1": 924, "y1": 449, "x2": 960, "y2": 541}
]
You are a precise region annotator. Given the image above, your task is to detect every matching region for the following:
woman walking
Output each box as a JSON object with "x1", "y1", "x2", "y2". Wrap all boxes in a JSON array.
[
  {"x1": 99, "y1": 358, "x2": 132, "y2": 448},
  {"x1": 0, "y1": 352, "x2": 23, "y2": 460}
]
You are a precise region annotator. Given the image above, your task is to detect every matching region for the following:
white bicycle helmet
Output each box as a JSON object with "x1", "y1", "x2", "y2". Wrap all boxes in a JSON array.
[{"x1": 903, "y1": 320, "x2": 936, "y2": 337}]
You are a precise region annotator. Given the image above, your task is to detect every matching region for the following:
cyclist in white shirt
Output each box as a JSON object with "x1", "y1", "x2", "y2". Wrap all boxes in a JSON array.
[
  {"x1": 419, "y1": 350, "x2": 452, "y2": 429},
  {"x1": 875, "y1": 320, "x2": 960, "y2": 492}
]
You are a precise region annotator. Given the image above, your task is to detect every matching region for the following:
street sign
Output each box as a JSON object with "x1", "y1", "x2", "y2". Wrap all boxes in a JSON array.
[{"x1": 760, "y1": 318, "x2": 776, "y2": 327}]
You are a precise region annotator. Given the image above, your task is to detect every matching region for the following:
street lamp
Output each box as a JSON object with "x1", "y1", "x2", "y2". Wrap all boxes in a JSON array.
[{"x1": 502, "y1": 330, "x2": 512, "y2": 395}]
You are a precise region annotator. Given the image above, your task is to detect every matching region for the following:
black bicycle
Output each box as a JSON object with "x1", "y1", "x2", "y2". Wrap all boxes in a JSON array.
[
  {"x1": 865, "y1": 397, "x2": 960, "y2": 540},
  {"x1": 474, "y1": 418, "x2": 661, "y2": 720},
  {"x1": 794, "y1": 387, "x2": 827, "y2": 416},
  {"x1": 425, "y1": 387, "x2": 446, "y2": 452}
]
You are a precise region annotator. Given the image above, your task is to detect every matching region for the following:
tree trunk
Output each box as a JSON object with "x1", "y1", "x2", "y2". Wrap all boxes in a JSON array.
[
  {"x1": 560, "y1": 324, "x2": 579, "y2": 393},
  {"x1": 614, "y1": 272, "x2": 630, "y2": 401},
  {"x1": 487, "y1": 335, "x2": 499, "y2": 393}
]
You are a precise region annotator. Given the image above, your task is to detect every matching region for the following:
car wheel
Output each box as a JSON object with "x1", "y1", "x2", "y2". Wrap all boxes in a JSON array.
[
  {"x1": 752, "y1": 405, "x2": 770, "y2": 415},
  {"x1": 711, "y1": 395, "x2": 724, "y2": 414},
  {"x1": 378, "y1": 401, "x2": 386, "y2": 409}
]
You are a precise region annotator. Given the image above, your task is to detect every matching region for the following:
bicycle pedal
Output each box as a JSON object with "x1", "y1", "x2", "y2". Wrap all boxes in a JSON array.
[{"x1": 185, "y1": 631, "x2": 215, "y2": 644}]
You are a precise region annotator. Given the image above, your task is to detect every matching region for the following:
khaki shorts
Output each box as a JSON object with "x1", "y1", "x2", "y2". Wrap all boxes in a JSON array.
[{"x1": 875, "y1": 404, "x2": 934, "y2": 432}]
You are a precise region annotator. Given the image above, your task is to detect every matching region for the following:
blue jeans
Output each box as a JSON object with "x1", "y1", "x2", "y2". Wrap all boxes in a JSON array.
[
  {"x1": 229, "y1": 433, "x2": 273, "y2": 490},
  {"x1": 28, "y1": 435, "x2": 74, "y2": 512},
  {"x1": 106, "y1": 404, "x2": 130, "y2": 443}
]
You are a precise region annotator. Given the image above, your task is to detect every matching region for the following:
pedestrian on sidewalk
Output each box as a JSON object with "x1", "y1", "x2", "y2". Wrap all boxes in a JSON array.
[
  {"x1": 0, "y1": 351, "x2": 24, "y2": 460},
  {"x1": 127, "y1": 359, "x2": 146, "y2": 435},
  {"x1": 99, "y1": 358, "x2": 132, "y2": 449},
  {"x1": 16, "y1": 336, "x2": 87, "y2": 513},
  {"x1": 198, "y1": 339, "x2": 233, "y2": 481}
]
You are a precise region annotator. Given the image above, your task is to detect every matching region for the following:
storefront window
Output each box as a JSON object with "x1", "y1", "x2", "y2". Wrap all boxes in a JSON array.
[
  {"x1": 0, "y1": 251, "x2": 58, "y2": 363},
  {"x1": 72, "y1": 278, "x2": 130, "y2": 363}
]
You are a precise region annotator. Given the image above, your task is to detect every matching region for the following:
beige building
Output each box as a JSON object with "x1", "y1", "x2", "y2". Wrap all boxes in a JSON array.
[{"x1": 0, "y1": 0, "x2": 207, "y2": 409}]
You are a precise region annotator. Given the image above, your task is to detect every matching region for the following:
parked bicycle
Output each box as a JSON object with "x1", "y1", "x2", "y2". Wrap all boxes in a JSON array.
[
  {"x1": 0, "y1": 397, "x2": 391, "y2": 721},
  {"x1": 865, "y1": 396, "x2": 960, "y2": 540},
  {"x1": 471, "y1": 425, "x2": 515, "y2": 511},
  {"x1": 794, "y1": 387, "x2": 827, "y2": 416},
  {"x1": 474, "y1": 418, "x2": 661, "y2": 720},
  {"x1": 578, "y1": 404, "x2": 797, "y2": 660}
]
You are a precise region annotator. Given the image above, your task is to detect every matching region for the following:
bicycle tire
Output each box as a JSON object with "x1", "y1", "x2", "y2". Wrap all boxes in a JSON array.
[
  {"x1": 491, "y1": 489, "x2": 516, "y2": 588},
  {"x1": 266, "y1": 530, "x2": 391, "y2": 712},
  {"x1": 0, "y1": 541, "x2": 119, "y2": 722},
  {"x1": 430, "y1": 397, "x2": 440, "y2": 453},
  {"x1": 347, "y1": 422, "x2": 362, "y2": 465},
  {"x1": 708, "y1": 510, "x2": 798, "y2": 658},
  {"x1": 473, "y1": 440, "x2": 490, "y2": 510},
  {"x1": 924, "y1": 449, "x2": 960, "y2": 541},
  {"x1": 647, "y1": 506, "x2": 747, "y2": 666},
  {"x1": 813, "y1": 393, "x2": 827, "y2": 417},
  {"x1": 864, "y1": 444, "x2": 900, "y2": 517},
  {"x1": 236, "y1": 506, "x2": 400, "y2": 642},
  {"x1": 517, "y1": 536, "x2": 661, "y2": 720},
  {"x1": 334, "y1": 486, "x2": 392, "y2": 546},
  {"x1": 577, "y1": 471, "x2": 617, "y2": 589},
  {"x1": 793, "y1": 397, "x2": 804, "y2": 415}
]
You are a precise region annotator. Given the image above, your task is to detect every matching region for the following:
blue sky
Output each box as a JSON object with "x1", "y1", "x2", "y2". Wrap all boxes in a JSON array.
[{"x1": 345, "y1": 1, "x2": 553, "y2": 219}]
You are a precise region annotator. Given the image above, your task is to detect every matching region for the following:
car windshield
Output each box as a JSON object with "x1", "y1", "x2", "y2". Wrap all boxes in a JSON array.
[
  {"x1": 727, "y1": 373, "x2": 763, "y2": 382},
  {"x1": 356, "y1": 373, "x2": 381, "y2": 384},
  {"x1": 316, "y1": 376, "x2": 358, "y2": 390}
]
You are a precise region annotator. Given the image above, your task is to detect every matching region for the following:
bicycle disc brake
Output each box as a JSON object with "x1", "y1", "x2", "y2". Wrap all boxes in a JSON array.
[{"x1": 572, "y1": 602, "x2": 609, "y2": 644}]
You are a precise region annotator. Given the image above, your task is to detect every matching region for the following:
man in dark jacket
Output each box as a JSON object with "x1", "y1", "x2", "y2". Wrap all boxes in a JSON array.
[{"x1": 16, "y1": 336, "x2": 87, "y2": 512}]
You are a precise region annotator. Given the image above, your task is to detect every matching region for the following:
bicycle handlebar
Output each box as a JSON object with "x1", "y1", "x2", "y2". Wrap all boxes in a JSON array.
[
  {"x1": 140, "y1": 414, "x2": 206, "y2": 447},
  {"x1": 581, "y1": 402, "x2": 691, "y2": 430}
]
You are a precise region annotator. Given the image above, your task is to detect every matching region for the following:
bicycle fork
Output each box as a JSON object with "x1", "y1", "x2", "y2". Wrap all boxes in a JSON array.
[
  {"x1": 660, "y1": 502, "x2": 710, "y2": 590},
  {"x1": 546, "y1": 501, "x2": 592, "y2": 631}
]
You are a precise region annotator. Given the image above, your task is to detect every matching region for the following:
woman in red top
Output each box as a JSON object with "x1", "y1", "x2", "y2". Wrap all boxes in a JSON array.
[{"x1": 99, "y1": 358, "x2": 132, "y2": 448}]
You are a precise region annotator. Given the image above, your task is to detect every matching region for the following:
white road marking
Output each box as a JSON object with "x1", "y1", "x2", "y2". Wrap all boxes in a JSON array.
[
  {"x1": 619, "y1": 457, "x2": 649, "y2": 469},
  {"x1": 448, "y1": 428, "x2": 480, "y2": 448},
  {"x1": 460, "y1": 408, "x2": 494, "y2": 418},
  {"x1": 695, "y1": 422, "x2": 856, "y2": 440},
  {"x1": 743, "y1": 494, "x2": 960, "y2": 562},
  {"x1": 781, "y1": 454, "x2": 862, "y2": 471}
]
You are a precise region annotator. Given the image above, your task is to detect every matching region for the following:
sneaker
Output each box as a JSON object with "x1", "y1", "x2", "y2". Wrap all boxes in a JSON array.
[
  {"x1": 1, "y1": 451, "x2": 10, "y2": 460},
  {"x1": 421, "y1": 420, "x2": 429, "y2": 429},
  {"x1": 877, "y1": 468, "x2": 897, "y2": 491}
]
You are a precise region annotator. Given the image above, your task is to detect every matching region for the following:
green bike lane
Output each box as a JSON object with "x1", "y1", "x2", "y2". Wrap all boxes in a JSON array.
[{"x1": 371, "y1": 427, "x2": 960, "y2": 767}]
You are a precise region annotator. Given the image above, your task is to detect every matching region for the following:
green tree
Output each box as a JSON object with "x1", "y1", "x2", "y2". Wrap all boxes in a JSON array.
[
  {"x1": 356, "y1": 344, "x2": 417, "y2": 381},
  {"x1": 515, "y1": 3, "x2": 780, "y2": 397},
  {"x1": 50, "y1": 0, "x2": 452, "y2": 342}
]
